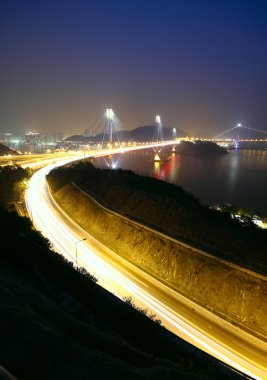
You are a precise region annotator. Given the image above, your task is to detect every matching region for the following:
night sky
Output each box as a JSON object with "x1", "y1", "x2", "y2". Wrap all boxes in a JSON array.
[{"x1": 1, "y1": 0, "x2": 267, "y2": 137}]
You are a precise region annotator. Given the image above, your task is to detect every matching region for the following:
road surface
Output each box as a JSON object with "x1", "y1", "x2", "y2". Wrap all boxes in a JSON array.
[{"x1": 25, "y1": 150, "x2": 267, "y2": 380}]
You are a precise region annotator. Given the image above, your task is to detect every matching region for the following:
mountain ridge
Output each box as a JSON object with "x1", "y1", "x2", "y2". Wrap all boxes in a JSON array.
[{"x1": 65, "y1": 125, "x2": 187, "y2": 143}]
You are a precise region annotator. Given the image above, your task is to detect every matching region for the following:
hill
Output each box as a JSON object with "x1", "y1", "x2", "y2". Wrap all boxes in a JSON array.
[
  {"x1": 176, "y1": 141, "x2": 227, "y2": 155},
  {"x1": 46, "y1": 163, "x2": 267, "y2": 340},
  {"x1": 65, "y1": 125, "x2": 186, "y2": 143},
  {"x1": 0, "y1": 143, "x2": 18, "y2": 156},
  {"x1": 121, "y1": 125, "x2": 186, "y2": 142},
  {"x1": 48, "y1": 162, "x2": 266, "y2": 275}
]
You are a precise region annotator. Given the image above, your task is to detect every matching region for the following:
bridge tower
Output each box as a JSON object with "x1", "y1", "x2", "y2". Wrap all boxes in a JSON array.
[
  {"x1": 154, "y1": 115, "x2": 163, "y2": 161},
  {"x1": 172, "y1": 128, "x2": 177, "y2": 152},
  {"x1": 101, "y1": 108, "x2": 121, "y2": 149},
  {"x1": 155, "y1": 115, "x2": 163, "y2": 144},
  {"x1": 235, "y1": 123, "x2": 242, "y2": 149},
  {"x1": 99, "y1": 108, "x2": 123, "y2": 168},
  {"x1": 106, "y1": 108, "x2": 114, "y2": 145}
]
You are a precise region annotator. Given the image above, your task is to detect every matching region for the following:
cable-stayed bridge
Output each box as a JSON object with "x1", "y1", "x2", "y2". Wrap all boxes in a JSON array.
[
  {"x1": 89, "y1": 111, "x2": 267, "y2": 145},
  {"x1": 210, "y1": 124, "x2": 267, "y2": 143}
]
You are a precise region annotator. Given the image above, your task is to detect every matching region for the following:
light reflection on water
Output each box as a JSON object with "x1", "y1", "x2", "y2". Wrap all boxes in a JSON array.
[
  {"x1": 227, "y1": 152, "x2": 239, "y2": 200},
  {"x1": 93, "y1": 148, "x2": 267, "y2": 215}
]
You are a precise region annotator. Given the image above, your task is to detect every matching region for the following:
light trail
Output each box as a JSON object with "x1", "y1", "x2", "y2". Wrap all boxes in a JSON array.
[
  {"x1": 0, "y1": 152, "x2": 84, "y2": 169},
  {"x1": 25, "y1": 146, "x2": 267, "y2": 380},
  {"x1": 0, "y1": 141, "x2": 179, "y2": 169}
]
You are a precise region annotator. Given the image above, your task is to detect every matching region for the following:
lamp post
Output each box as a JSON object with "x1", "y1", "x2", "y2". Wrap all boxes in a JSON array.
[{"x1": 75, "y1": 237, "x2": 87, "y2": 266}]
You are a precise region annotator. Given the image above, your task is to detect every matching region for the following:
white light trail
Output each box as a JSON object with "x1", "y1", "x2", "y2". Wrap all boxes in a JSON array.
[{"x1": 25, "y1": 144, "x2": 267, "y2": 380}]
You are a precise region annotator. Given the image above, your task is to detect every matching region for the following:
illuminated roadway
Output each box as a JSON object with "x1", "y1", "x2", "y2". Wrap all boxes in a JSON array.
[
  {"x1": 0, "y1": 151, "x2": 89, "y2": 170},
  {"x1": 25, "y1": 144, "x2": 267, "y2": 380},
  {"x1": 0, "y1": 141, "x2": 180, "y2": 169}
]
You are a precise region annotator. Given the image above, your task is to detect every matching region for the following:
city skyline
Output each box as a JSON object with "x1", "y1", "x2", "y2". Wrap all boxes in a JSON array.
[{"x1": 1, "y1": 0, "x2": 267, "y2": 137}]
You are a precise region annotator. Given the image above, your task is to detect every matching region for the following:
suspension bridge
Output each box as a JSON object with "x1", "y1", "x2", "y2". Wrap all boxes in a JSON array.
[{"x1": 211, "y1": 123, "x2": 267, "y2": 145}]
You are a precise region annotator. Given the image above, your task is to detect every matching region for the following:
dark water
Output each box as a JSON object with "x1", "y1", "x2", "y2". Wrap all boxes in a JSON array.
[{"x1": 93, "y1": 148, "x2": 267, "y2": 216}]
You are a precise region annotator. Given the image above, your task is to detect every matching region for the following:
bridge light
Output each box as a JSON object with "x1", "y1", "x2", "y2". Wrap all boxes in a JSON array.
[
  {"x1": 156, "y1": 115, "x2": 161, "y2": 124},
  {"x1": 237, "y1": 123, "x2": 242, "y2": 127},
  {"x1": 106, "y1": 108, "x2": 114, "y2": 120}
]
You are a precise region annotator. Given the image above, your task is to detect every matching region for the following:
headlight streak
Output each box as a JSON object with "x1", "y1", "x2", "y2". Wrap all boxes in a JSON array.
[{"x1": 25, "y1": 148, "x2": 267, "y2": 380}]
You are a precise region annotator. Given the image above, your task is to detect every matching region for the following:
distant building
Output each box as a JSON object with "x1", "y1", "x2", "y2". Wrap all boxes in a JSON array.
[
  {"x1": 25, "y1": 132, "x2": 40, "y2": 144},
  {"x1": 25, "y1": 132, "x2": 63, "y2": 151},
  {"x1": 0, "y1": 131, "x2": 63, "y2": 153}
]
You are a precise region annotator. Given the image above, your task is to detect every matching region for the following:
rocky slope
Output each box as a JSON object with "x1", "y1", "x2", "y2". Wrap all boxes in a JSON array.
[{"x1": 52, "y1": 181, "x2": 267, "y2": 339}]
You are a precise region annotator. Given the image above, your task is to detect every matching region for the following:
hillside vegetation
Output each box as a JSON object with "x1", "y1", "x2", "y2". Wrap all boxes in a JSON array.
[
  {"x1": 47, "y1": 162, "x2": 267, "y2": 338},
  {"x1": 1, "y1": 210, "x2": 212, "y2": 380},
  {"x1": 0, "y1": 165, "x2": 31, "y2": 209},
  {"x1": 48, "y1": 161, "x2": 267, "y2": 274}
]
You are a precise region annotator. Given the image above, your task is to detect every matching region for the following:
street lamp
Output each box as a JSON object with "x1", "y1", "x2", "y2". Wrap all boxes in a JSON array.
[{"x1": 75, "y1": 237, "x2": 87, "y2": 266}]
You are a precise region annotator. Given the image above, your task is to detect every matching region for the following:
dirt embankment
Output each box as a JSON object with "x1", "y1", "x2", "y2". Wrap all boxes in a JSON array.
[{"x1": 53, "y1": 182, "x2": 267, "y2": 338}]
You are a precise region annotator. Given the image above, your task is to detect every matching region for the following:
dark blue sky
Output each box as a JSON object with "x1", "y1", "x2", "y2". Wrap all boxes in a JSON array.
[{"x1": 1, "y1": 0, "x2": 267, "y2": 137}]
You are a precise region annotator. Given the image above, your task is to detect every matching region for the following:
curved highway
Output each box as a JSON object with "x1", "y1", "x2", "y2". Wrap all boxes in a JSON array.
[{"x1": 25, "y1": 149, "x2": 267, "y2": 380}]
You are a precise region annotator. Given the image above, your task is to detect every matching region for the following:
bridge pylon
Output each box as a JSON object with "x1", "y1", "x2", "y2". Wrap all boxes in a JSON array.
[
  {"x1": 234, "y1": 123, "x2": 242, "y2": 149},
  {"x1": 155, "y1": 115, "x2": 163, "y2": 144},
  {"x1": 101, "y1": 108, "x2": 121, "y2": 149},
  {"x1": 107, "y1": 108, "x2": 114, "y2": 144},
  {"x1": 153, "y1": 115, "x2": 163, "y2": 161}
]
